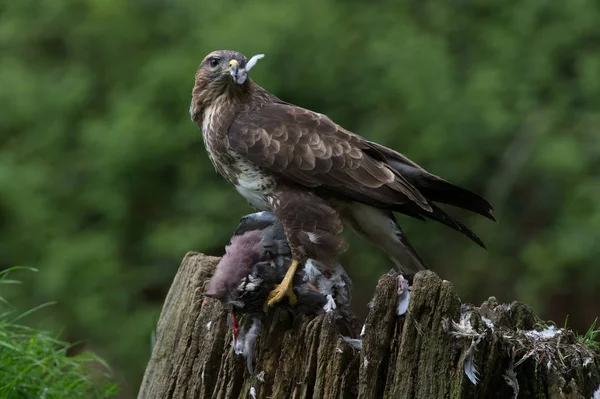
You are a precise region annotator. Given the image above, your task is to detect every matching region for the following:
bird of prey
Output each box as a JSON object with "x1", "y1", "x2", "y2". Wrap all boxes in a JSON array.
[{"x1": 191, "y1": 50, "x2": 495, "y2": 310}]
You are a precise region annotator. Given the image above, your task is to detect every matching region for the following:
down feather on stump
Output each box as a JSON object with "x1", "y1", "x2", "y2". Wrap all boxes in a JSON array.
[{"x1": 139, "y1": 252, "x2": 600, "y2": 399}]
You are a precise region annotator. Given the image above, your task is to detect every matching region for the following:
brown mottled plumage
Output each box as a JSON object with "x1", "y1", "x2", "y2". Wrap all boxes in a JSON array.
[{"x1": 190, "y1": 50, "x2": 495, "y2": 299}]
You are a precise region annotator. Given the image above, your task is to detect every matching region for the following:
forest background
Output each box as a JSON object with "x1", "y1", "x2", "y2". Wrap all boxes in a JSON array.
[{"x1": 1, "y1": 1, "x2": 599, "y2": 397}]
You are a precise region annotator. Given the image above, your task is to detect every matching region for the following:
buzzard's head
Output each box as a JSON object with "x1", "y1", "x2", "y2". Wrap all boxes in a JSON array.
[{"x1": 191, "y1": 50, "x2": 264, "y2": 117}]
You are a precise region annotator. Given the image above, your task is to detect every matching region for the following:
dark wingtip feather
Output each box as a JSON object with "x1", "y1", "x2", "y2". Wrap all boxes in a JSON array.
[
  {"x1": 456, "y1": 222, "x2": 486, "y2": 249},
  {"x1": 380, "y1": 152, "x2": 496, "y2": 222},
  {"x1": 423, "y1": 182, "x2": 496, "y2": 223},
  {"x1": 472, "y1": 200, "x2": 496, "y2": 223},
  {"x1": 472, "y1": 232, "x2": 487, "y2": 250},
  {"x1": 394, "y1": 202, "x2": 488, "y2": 249}
]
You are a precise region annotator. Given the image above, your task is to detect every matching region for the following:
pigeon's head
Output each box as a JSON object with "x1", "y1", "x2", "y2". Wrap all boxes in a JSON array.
[{"x1": 203, "y1": 229, "x2": 264, "y2": 307}]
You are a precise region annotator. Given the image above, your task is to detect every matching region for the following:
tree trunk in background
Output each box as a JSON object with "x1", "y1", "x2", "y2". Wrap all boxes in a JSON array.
[{"x1": 138, "y1": 252, "x2": 600, "y2": 399}]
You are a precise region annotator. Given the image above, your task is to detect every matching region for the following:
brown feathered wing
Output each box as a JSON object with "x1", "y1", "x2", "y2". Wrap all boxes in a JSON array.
[{"x1": 227, "y1": 102, "x2": 493, "y2": 247}]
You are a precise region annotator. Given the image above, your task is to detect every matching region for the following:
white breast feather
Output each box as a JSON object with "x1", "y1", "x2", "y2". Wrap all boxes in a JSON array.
[
  {"x1": 200, "y1": 94, "x2": 275, "y2": 211},
  {"x1": 234, "y1": 158, "x2": 272, "y2": 210},
  {"x1": 201, "y1": 95, "x2": 226, "y2": 150}
]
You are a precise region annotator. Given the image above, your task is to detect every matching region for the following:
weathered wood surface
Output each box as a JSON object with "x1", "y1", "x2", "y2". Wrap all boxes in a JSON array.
[{"x1": 139, "y1": 252, "x2": 600, "y2": 399}]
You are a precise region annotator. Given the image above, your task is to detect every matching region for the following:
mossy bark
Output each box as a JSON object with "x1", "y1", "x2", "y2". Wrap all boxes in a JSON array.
[{"x1": 139, "y1": 252, "x2": 600, "y2": 399}]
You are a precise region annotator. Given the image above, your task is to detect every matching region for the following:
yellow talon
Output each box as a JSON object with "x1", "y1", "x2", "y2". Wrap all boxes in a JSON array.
[{"x1": 264, "y1": 259, "x2": 299, "y2": 311}]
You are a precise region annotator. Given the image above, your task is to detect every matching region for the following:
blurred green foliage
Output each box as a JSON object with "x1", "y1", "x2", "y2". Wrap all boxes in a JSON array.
[{"x1": 0, "y1": 0, "x2": 599, "y2": 395}]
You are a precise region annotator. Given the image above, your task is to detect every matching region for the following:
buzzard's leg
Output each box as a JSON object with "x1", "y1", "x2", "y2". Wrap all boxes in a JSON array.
[
  {"x1": 265, "y1": 187, "x2": 344, "y2": 310},
  {"x1": 264, "y1": 259, "x2": 299, "y2": 309}
]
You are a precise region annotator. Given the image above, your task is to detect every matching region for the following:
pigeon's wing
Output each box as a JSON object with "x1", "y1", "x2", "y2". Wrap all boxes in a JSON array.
[{"x1": 233, "y1": 212, "x2": 280, "y2": 237}]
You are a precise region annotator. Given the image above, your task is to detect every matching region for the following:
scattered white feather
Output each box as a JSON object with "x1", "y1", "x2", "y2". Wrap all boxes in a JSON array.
[
  {"x1": 396, "y1": 293, "x2": 410, "y2": 316},
  {"x1": 464, "y1": 360, "x2": 479, "y2": 385},
  {"x1": 481, "y1": 316, "x2": 494, "y2": 329},
  {"x1": 335, "y1": 347, "x2": 343, "y2": 354},
  {"x1": 323, "y1": 294, "x2": 337, "y2": 312},
  {"x1": 523, "y1": 325, "x2": 562, "y2": 340},
  {"x1": 256, "y1": 371, "x2": 265, "y2": 382},
  {"x1": 396, "y1": 275, "x2": 411, "y2": 316},
  {"x1": 584, "y1": 357, "x2": 594, "y2": 368},
  {"x1": 360, "y1": 324, "x2": 366, "y2": 337},
  {"x1": 363, "y1": 358, "x2": 369, "y2": 369},
  {"x1": 302, "y1": 259, "x2": 321, "y2": 283},
  {"x1": 206, "y1": 321, "x2": 212, "y2": 330},
  {"x1": 301, "y1": 259, "x2": 351, "y2": 311},
  {"x1": 451, "y1": 313, "x2": 474, "y2": 336},
  {"x1": 593, "y1": 384, "x2": 600, "y2": 399},
  {"x1": 448, "y1": 310, "x2": 486, "y2": 385},
  {"x1": 249, "y1": 386, "x2": 257, "y2": 399},
  {"x1": 241, "y1": 275, "x2": 263, "y2": 292},
  {"x1": 450, "y1": 311, "x2": 479, "y2": 338},
  {"x1": 341, "y1": 336, "x2": 363, "y2": 351},
  {"x1": 463, "y1": 337, "x2": 482, "y2": 385}
]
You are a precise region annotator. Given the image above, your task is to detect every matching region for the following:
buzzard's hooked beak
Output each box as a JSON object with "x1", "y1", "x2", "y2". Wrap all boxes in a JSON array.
[
  {"x1": 224, "y1": 60, "x2": 240, "y2": 81},
  {"x1": 223, "y1": 54, "x2": 264, "y2": 85}
]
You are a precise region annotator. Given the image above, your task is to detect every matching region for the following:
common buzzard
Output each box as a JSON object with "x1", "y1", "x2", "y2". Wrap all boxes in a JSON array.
[{"x1": 191, "y1": 50, "x2": 494, "y2": 310}]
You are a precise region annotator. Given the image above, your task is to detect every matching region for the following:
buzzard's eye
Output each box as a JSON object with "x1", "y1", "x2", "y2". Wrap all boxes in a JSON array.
[{"x1": 208, "y1": 57, "x2": 220, "y2": 68}]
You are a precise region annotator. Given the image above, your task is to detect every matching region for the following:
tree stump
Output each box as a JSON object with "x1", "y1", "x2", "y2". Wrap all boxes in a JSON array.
[{"x1": 138, "y1": 252, "x2": 600, "y2": 399}]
